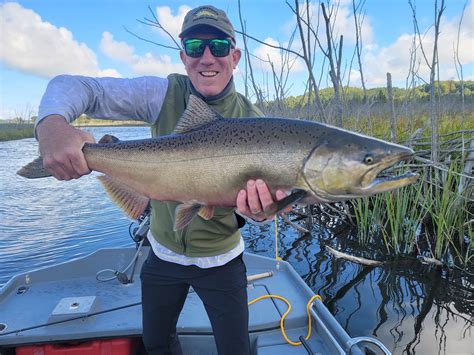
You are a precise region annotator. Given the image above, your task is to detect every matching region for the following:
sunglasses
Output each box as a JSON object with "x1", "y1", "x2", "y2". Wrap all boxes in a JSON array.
[{"x1": 182, "y1": 38, "x2": 234, "y2": 58}]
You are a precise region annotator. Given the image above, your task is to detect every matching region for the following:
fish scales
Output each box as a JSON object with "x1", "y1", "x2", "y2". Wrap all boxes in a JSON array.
[{"x1": 83, "y1": 118, "x2": 316, "y2": 205}]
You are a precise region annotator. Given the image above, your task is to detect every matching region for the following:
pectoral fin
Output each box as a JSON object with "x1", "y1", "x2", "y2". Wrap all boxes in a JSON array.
[
  {"x1": 174, "y1": 204, "x2": 215, "y2": 230},
  {"x1": 97, "y1": 175, "x2": 150, "y2": 220},
  {"x1": 264, "y1": 189, "x2": 308, "y2": 216},
  {"x1": 198, "y1": 206, "x2": 215, "y2": 220},
  {"x1": 174, "y1": 203, "x2": 202, "y2": 230}
]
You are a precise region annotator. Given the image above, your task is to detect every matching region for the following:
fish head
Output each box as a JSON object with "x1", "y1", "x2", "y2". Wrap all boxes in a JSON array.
[{"x1": 302, "y1": 130, "x2": 419, "y2": 201}]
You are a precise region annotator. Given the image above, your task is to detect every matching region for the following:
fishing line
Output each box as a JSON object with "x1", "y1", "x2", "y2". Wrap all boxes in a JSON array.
[{"x1": 0, "y1": 302, "x2": 142, "y2": 336}]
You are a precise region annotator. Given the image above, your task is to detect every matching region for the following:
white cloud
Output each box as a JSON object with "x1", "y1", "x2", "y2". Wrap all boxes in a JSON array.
[
  {"x1": 362, "y1": 34, "x2": 416, "y2": 86},
  {"x1": 100, "y1": 31, "x2": 185, "y2": 76},
  {"x1": 98, "y1": 68, "x2": 122, "y2": 78},
  {"x1": 154, "y1": 5, "x2": 191, "y2": 40},
  {"x1": 283, "y1": 1, "x2": 374, "y2": 47},
  {"x1": 0, "y1": 2, "x2": 119, "y2": 78},
  {"x1": 132, "y1": 53, "x2": 185, "y2": 76},
  {"x1": 361, "y1": 1, "x2": 474, "y2": 86},
  {"x1": 252, "y1": 37, "x2": 305, "y2": 74},
  {"x1": 100, "y1": 31, "x2": 135, "y2": 63}
]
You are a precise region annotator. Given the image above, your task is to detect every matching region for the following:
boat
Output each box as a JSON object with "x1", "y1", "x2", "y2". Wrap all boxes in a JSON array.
[{"x1": 0, "y1": 213, "x2": 390, "y2": 354}]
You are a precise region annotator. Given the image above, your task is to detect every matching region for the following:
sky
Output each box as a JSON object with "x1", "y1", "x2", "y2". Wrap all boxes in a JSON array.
[{"x1": 0, "y1": 0, "x2": 473, "y2": 120}]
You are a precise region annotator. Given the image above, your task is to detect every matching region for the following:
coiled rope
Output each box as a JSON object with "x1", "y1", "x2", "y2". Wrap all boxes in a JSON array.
[
  {"x1": 248, "y1": 215, "x2": 322, "y2": 346},
  {"x1": 248, "y1": 293, "x2": 322, "y2": 346}
]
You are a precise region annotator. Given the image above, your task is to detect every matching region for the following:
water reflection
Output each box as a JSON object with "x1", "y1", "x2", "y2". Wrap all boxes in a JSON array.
[
  {"x1": 242, "y1": 216, "x2": 473, "y2": 354},
  {"x1": 1, "y1": 126, "x2": 472, "y2": 354},
  {"x1": 0, "y1": 127, "x2": 148, "y2": 283}
]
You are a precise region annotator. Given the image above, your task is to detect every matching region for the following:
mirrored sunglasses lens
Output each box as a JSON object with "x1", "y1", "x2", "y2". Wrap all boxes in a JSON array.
[
  {"x1": 184, "y1": 40, "x2": 205, "y2": 57},
  {"x1": 209, "y1": 40, "x2": 231, "y2": 57}
]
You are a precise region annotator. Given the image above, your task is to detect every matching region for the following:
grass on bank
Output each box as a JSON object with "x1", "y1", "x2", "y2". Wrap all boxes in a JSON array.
[
  {"x1": 351, "y1": 163, "x2": 473, "y2": 267},
  {"x1": 0, "y1": 117, "x2": 147, "y2": 141},
  {"x1": 0, "y1": 123, "x2": 35, "y2": 141}
]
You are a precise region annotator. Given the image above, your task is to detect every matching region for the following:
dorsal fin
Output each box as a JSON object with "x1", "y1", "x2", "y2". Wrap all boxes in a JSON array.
[
  {"x1": 173, "y1": 95, "x2": 223, "y2": 134},
  {"x1": 98, "y1": 134, "x2": 120, "y2": 144}
]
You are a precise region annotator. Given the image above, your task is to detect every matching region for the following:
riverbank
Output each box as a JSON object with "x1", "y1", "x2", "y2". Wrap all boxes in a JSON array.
[
  {"x1": 0, "y1": 120, "x2": 147, "y2": 141},
  {"x1": 0, "y1": 123, "x2": 35, "y2": 141}
]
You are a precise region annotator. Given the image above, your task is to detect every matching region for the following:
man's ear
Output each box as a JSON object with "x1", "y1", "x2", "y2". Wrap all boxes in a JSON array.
[
  {"x1": 180, "y1": 50, "x2": 187, "y2": 65},
  {"x1": 232, "y1": 48, "x2": 241, "y2": 69}
]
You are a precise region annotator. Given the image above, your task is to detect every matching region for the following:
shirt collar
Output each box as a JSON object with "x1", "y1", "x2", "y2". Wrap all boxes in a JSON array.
[{"x1": 189, "y1": 77, "x2": 235, "y2": 103}]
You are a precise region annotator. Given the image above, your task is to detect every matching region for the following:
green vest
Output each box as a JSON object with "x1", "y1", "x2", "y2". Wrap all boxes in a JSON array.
[{"x1": 149, "y1": 74, "x2": 263, "y2": 257}]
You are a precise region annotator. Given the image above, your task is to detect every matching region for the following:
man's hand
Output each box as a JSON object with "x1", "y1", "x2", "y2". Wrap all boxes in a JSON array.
[
  {"x1": 236, "y1": 179, "x2": 291, "y2": 222},
  {"x1": 36, "y1": 115, "x2": 95, "y2": 180}
]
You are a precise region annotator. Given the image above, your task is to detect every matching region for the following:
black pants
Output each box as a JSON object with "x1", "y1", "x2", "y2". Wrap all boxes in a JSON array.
[{"x1": 140, "y1": 252, "x2": 250, "y2": 355}]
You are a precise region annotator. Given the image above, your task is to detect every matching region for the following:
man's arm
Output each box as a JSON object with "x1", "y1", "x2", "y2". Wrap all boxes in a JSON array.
[
  {"x1": 36, "y1": 75, "x2": 168, "y2": 180},
  {"x1": 37, "y1": 75, "x2": 168, "y2": 128}
]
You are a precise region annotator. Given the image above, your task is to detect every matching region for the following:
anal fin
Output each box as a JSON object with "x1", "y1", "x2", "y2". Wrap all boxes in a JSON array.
[{"x1": 97, "y1": 175, "x2": 149, "y2": 220}]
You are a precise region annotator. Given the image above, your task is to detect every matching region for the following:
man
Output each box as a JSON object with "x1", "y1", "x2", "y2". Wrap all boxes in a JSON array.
[{"x1": 36, "y1": 5, "x2": 286, "y2": 355}]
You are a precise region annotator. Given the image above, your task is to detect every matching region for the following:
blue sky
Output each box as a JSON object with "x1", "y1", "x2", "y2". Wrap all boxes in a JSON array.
[{"x1": 1, "y1": 0, "x2": 473, "y2": 120}]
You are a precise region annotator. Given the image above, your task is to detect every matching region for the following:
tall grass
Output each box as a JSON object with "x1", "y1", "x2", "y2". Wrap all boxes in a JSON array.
[
  {"x1": 382, "y1": 178, "x2": 427, "y2": 255},
  {"x1": 351, "y1": 170, "x2": 427, "y2": 255},
  {"x1": 427, "y1": 162, "x2": 473, "y2": 263},
  {"x1": 352, "y1": 163, "x2": 473, "y2": 267}
]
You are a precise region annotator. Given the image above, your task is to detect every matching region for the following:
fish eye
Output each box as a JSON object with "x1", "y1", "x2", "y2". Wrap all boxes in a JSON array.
[{"x1": 364, "y1": 155, "x2": 374, "y2": 165}]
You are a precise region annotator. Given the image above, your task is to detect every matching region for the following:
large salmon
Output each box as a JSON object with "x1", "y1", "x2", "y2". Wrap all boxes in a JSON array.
[{"x1": 18, "y1": 95, "x2": 418, "y2": 229}]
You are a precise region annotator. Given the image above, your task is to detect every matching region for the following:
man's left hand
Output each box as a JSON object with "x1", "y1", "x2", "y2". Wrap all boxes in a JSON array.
[{"x1": 236, "y1": 179, "x2": 291, "y2": 222}]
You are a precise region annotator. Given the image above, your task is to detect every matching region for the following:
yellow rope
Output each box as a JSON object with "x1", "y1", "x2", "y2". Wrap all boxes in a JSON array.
[
  {"x1": 264, "y1": 214, "x2": 321, "y2": 346},
  {"x1": 274, "y1": 215, "x2": 281, "y2": 261},
  {"x1": 248, "y1": 294, "x2": 323, "y2": 346}
]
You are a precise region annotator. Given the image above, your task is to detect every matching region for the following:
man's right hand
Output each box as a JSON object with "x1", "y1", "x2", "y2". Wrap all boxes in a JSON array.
[{"x1": 36, "y1": 115, "x2": 96, "y2": 180}]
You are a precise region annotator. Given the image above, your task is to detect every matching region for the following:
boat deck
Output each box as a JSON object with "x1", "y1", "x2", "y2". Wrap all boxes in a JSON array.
[{"x1": 0, "y1": 247, "x2": 376, "y2": 354}]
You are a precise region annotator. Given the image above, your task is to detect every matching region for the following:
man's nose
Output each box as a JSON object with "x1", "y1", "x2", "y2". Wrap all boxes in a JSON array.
[{"x1": 200, "y1": 46, "x2": 216, "y2": 64}]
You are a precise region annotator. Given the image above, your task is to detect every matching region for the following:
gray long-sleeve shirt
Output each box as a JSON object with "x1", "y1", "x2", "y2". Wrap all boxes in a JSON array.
[{"x1": 37, "y1": 75, "x2": 169, "y2": 130}]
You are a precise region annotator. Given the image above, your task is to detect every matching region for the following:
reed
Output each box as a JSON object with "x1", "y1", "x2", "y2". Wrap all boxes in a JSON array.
[
  {"x1": 0, "y1": 123, "x2": 34, "y2": 141},
  {"x1": 425, "y1": 162, "x2": 473, "y2": 262},
  {"x1": 350, "y1": 192, "x2": 385, "y2": 248},
  {"x1": 381, "y1": 176, "x2": 427, "y2": 255},
  {"x1": 351, "y1": 172, "x2": 427, "y2": 255},
  {"x1": 351, "y1": 162, "x2": 472, "y2": 267}
]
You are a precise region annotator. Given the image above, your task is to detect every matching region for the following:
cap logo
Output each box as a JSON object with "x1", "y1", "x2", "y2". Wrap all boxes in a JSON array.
[{"x1": 193, "y1": 8, "x2": 218, "y2": 20}]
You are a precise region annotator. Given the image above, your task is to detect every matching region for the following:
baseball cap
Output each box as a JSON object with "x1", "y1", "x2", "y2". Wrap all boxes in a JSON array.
[{"x1": 179, "y1": 5, "x2": 235, "y2": 41}]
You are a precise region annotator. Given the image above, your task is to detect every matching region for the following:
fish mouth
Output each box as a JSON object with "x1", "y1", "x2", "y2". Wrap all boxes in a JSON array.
[
  {"x1": 361, "y1": 170, "x2": 419, "y2": 193},
  {"x1": 358, "y1": 151, "x2": 418, "y2": 194}
]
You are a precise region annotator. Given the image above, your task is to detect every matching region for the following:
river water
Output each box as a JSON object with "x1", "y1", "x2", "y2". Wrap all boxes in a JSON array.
[{"x1": 1, "y1": 126, "x2": 472, "y2": 354}]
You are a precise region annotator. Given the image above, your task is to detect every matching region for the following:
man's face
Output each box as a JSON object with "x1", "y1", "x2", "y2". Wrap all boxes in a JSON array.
[{"x1": 180, "y1": 33, "x2": 241, "y2": 97}]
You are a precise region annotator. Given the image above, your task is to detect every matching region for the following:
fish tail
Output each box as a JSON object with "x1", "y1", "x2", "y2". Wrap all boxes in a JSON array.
[{"x1": 17, "y1": 157, "x2": 53, "y2": 179}]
